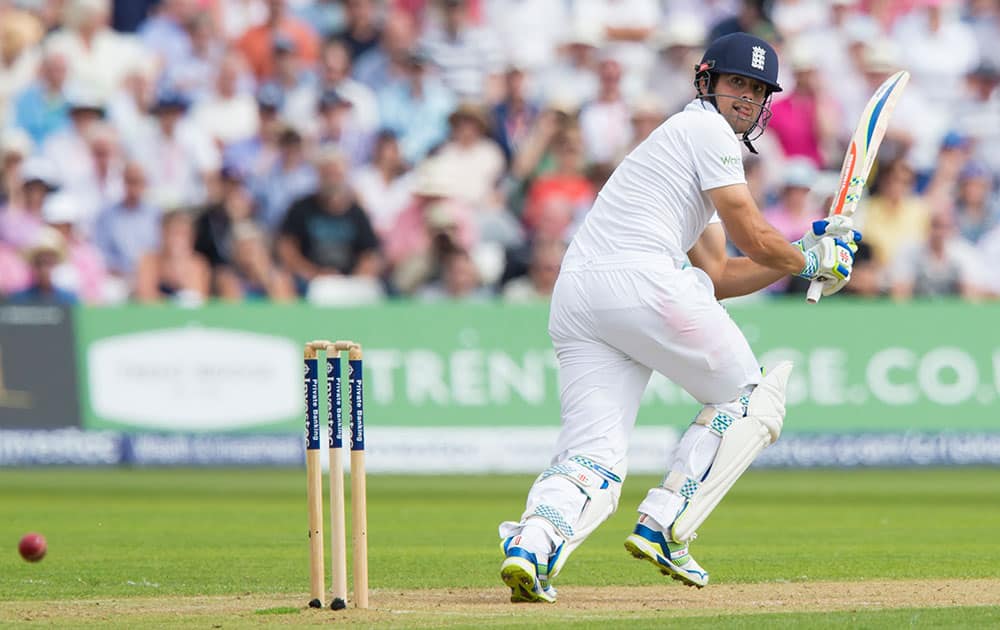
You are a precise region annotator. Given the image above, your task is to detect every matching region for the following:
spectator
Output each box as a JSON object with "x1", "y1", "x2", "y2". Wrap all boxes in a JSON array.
[
  {"x1": 77, "y1": 121, "x2": 126, "y2": 228},
  {"x1": 771, "y1": 0, "x2": 829, "y2": 39},
  {"x1": 294, "y1": 0, "x2": 346, "y2": 41},
  {"x1": 334, "y1": 0, "x2": 382, "y2": 61},
  {"x1": 0, "y1": 239, "x2": 31, "y2": 297},
  {"x1": 11, "y1": 46, "x2": 70, "y2": 146},
  {"x1": 216, "y1": 221, "x2": 296, "y2": 302},
  {"x1": 954, "y1": 161, "x2": 1000, "y2": 244},
  {"x1": 968, "y1": 0, "x2": 1000, "y2": 68},
  {"x1": 352, "y1": 130, "x2": 415, "y2": 239},
  {"x1": 952, "y1": 61, "x2": 1000, "y2": 175},
  {"x1": 0, "y1": 5, "x2": 44, "y2": 122},
  {"x1": 0, "y1": 129, "x2": 33, "y2": 208},
  {"x1": 384, "y1": 157, "x2": 477, "y2": 293},
  {"x1": 626, "y1": 94, "x2": 666, "y2": 153},
  {"x1": 860, "y1": 158, "x2": 932, "y2": 266},
  {"x1": 6, "y1": 228, "x2": 78, "y2": 305},
  {"x1": 129, "y1": 90, "x2": 221, "y2": 209},
  {"x1": 572, "y1": 0, "x2": 660, "y2": 99},
  {"x1": 892, "y1": 0, "x2": 979, "y2": 112},
  {"x1": 138, "y1": 0, "x2": 196, "y2": 76},
  {"x1": 417, "y1": 246, "x2": 491, "y2": 301},
  {"x1": 315, "y1": 89, "x2": 371, "y2": 168},
  {"x1": 250, "y1": 126, "x2": 317, "y2": 229},
  {"x1": 840, "y1": 241, "x2": 883, "y2": 297},
  {"x1": 434, "y1": 102, "x2": 506, "y2": 212},
  {"x1": 708, "y1": 0, "x2": 780, "y2": 43},
  {"x1": 484, "y1": 0, "x2": 569, "y2": 73},
  {"x1": 0, "y1": 158, "x2": 59, "y2": 249},
  {"x1": 276, "y1": 148, "x2": 381, "y2": 288},
  {"x1": 649, "y1": 16, "x2": 707, "y2": 116},
  {"x1": 763, "y1": 158, "x2": 824, "y2": 241},
  {"x1": 264, "y1": 35, "x2": 317, "y2": 134},
  {"x1": 194, "y1": 165, "x2": 257, "y2": 268},
  {"x1": 40, "y1": 86, "x2": 105, "y2": 215},
  {"x1": 537, "y1": 25, "x2": 601, "y2": 111},
  {"x1": 308, "y1": 39, "x2": 380, "y2": 134},
  {"x1": 237, "y1": 0, "x2": 320, "y2": 81},
  {"x1": 522, "y1": 128, "x2": 594, "y2": 241},
  {"x1": 889, "y1": 210, "x2": 982, "y2": 300},
  {"x1": 768, "y1": 40, "x2": 840, "y2": 169},
  {"x1": 353, "y1": 9, "x2": 419, "y2": 92},
  {"x1": 190, "y1": 51, "x2": 259, "y2": 147},
  {"x1": 134, "y1": 209, "x2": 211, "y2": 304},
  {"x1": 91, "y1": 161, "x2": 161, "y2": 278},
  {"x1": 419, "y1": 0, "x2": 504, "y2": 103},
  {"x1": 164, "y1": 12, "x2": 226, "y2": 101},
  {"x1": 491, "y1": 65, "x2": 540, "y2": 162},
  {"x1": 579, "y1": 51, "x2": 631, "y2": 165},
  {"x1": 106, "y1": 57, "x2": 158, "y2": 147},
  {"x1": 224, "y1": 84, "x2": 287, "y2": 177},
  {"x1": 376, "y1": 47, "x2": 454, "y2": 163},
  {"x1": 763, "y1": 157, "x2": 827, "y2": 294},
  {"x1": 501, "y1": 238, "x2": 565, "y2": 302},
  {"x1": 41, "y1": 193, "x2": 107, "y2": 304},
  {"x1": 46, "y1": 0, "x2": 147, "y2": 100}
]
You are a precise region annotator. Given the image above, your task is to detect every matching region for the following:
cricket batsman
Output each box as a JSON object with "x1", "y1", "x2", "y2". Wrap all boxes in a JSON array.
[{"x1": 498, "y1": 33, "x2": 860, "y2": 603}]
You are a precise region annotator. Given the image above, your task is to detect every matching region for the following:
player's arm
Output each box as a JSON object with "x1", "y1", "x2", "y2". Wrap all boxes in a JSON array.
[
  {"x1": 707, "y1": 183, "x2": 807, "y2": 276},
  {"x1": 687, "y1": 223, "x2": 787, "y2": 300}
]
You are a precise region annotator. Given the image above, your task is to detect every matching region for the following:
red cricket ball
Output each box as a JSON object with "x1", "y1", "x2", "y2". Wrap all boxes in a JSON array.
[{"x1": 18, "y1": 533, "x2": 46, "y2": 562}]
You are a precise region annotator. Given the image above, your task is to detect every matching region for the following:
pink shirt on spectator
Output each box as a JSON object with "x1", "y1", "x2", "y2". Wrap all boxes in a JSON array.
[
  {"x1": 764, "y1": 203, "x2": 824, "y2": 242},
  {"x1": 66, "y1": 239, "x2": 108, "y2": 304},
  {"x1": 0, "y1": 242, "x2": 31, "y2": 294},
  {"x1": 768, "y1": 94, "x2": 823, "y2": 168},
  {"x1": 383, "y1": 199, "x2": 477, "y2": 267},
  {"x1": 0, "y1": 207, "x2": 45, "y2": 249}
]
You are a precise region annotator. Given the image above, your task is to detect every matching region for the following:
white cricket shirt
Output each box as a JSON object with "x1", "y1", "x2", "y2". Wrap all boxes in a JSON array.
[{"x1": 565, "y1": 99, "x2": 745, "y2": 265}]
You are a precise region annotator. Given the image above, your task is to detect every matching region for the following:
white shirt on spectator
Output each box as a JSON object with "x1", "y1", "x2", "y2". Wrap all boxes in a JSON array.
[
  {"x1": 351, "y1": 167, "x2": 416, "y2": 239},
  {"x1": 579, "y1": 99, "x2": 631, "y2": 164},
  {"x1": 484, "y1": 0, "x2": 569, "y2": 71},
  {"x1": 434, "y1": 140, "x2": 505, "y2": 210},
  {"x1": 127, "y1": 119, "x2": 221, "y2": 209},
  {"x1": 573, "y1": 0, "x2": 659, "y2": 98},
  {"x1": 46, "y1": 28, "x2": 148, "y2": 101},
  {"x1": 191, "y1": 93, "x2": 260, "y2": 146},
  {"x1": 41, "y1": 128, "x2": 116, "y2": 226},
  {"x1": 892, "y1": 9, "x2": 979, "y2": 111}
]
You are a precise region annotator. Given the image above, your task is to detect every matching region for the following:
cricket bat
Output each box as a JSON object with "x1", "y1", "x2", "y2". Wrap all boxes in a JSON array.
[{"x1": 806, "y1": 70, "x2": 910, "y2": 304}]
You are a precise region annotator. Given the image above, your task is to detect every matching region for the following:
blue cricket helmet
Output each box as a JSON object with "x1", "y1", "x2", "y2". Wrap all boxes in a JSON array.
[{"x1": 698, "y1": 33, "x2": 782, "y2": 93}]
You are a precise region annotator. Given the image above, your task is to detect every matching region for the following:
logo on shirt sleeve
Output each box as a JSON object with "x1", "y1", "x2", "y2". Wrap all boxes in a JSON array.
[
  {"x1": 751, "y1": 46, "x2": 766, "y2": 71},
  {"x1": 720, "y1": 155, "x2": 741, "y2": 167}
]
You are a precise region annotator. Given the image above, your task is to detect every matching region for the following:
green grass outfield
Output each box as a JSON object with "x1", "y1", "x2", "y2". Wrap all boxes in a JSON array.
[{"x1": 2, "y1": 468, "x2": 1000, "y2": 627}]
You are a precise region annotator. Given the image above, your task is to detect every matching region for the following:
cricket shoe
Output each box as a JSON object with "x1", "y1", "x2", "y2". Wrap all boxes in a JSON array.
[
  {"x1": 624, "y1": 516, "x2": 709, "y2": 588},
  {"x1": 500, "y1": 536, "x2": 558, "y2": 603}
]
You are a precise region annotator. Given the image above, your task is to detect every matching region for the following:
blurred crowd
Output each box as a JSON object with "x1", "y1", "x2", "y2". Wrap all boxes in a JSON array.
[{"x1": 0, "y1": 0, "x2": 999, "y2": 306}]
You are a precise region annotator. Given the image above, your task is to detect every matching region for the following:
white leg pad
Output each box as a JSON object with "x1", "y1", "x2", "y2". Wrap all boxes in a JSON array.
[
  {"x1": 670, "y1": 361, "x2": 793, "y2": 543},
  {"x1": 499, "y1": 455, "x2": 623, "y2": 579}
]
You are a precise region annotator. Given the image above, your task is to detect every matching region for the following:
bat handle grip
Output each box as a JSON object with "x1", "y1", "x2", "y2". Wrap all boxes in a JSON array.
[{"x1": 806, "y1": 279, "x2": 824, "y2": 304}]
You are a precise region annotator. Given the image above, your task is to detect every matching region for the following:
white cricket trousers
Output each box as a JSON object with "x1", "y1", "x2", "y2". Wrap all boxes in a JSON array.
[{"x1": 546, "y1": 254, "x2": 762, "y2": 473}]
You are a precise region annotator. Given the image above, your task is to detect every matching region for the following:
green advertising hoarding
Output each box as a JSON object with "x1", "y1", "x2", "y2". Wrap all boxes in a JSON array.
[{"x1": 74, "y1": 301, "x2": 1000, "y2": 434}]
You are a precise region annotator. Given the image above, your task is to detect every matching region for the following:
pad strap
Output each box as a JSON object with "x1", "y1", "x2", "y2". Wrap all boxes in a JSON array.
[
  {"x1": 662, "y1": 470, "x2": 699, "y2": 500},
  {"x1": 694, "y1": 407, "x2": 737, "y2": 437}
]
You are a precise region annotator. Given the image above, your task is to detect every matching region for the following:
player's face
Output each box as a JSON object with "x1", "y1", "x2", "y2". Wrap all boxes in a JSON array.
[{"x1": 713, "y1": 73, "x2": 769, "y2": 134}]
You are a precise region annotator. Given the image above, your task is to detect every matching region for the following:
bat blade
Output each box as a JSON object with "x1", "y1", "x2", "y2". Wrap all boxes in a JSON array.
[{"x1": 806, "y1": 70, "x2": 909, "y2": 304}]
